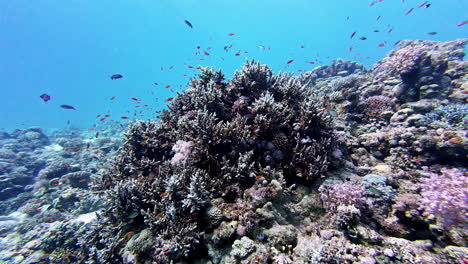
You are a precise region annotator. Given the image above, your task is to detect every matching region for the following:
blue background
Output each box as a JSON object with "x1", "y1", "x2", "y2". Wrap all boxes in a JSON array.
[{"x1": 0, "y1": 0, "x2": 466, "y2": 132}]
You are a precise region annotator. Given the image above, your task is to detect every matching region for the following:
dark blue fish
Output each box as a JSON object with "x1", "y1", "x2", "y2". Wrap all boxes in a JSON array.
[
  {"x1": 39, "y1": 93, "x2": 50, "y2": 103},
  {"x1": 110, "y1": 74, "x2": 123, "y2": 80},
  {"x1": 60, "y1": 105, "x2": 77, "y2": 110},
  {"x1": 184, "y1": 20, "x2": 193, "y2": 28}
]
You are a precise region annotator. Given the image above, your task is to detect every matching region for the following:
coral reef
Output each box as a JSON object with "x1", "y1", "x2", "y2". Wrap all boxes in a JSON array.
[
  {"x1": 79, "y1": 60, "x2": 337, "y2": 263},
  {"x1": 0, "y1": 39, "x2": 466, "y2": 264}
]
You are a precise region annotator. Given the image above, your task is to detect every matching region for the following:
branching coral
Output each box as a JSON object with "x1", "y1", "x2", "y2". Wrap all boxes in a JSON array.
[
  {"x1": 80, "y1": 60, "x2": 337, "y2": 263},
  {"x1": 419, "y1": 168, "x2": 467, "y2": 231}
]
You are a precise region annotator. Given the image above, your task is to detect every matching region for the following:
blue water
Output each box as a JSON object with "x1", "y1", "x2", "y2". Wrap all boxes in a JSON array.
[{"x1": 0, "y1": 0, "x2": 466, "y2": 132}]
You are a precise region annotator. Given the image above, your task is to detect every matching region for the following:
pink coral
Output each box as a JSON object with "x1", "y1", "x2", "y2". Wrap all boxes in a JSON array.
[
  {"x1": 319, "y1": 182, "x2": 367, "y2": 212},
  {"x1": 170, "y1": 140, "x2": 193, "y2": 165},
  {"x1": 419, "y1": 168, "x2": 468, "y2": 231}
]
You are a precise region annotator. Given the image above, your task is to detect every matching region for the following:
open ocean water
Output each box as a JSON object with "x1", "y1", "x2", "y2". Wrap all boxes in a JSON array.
[{"x1": 0, "y1": 0, "x2": 466, "y2": 263}]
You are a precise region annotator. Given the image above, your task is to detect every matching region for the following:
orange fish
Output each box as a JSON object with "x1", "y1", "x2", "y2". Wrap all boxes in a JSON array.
[
  {"x1": 405, "y1": 8, "x2": 414, "y2": 16},
  {"x1": 418, "y1": 1, "x2": 427, "y2": 8},
  {"x1": 121, "y1": 116, "x2": 129, "y2": 119},
  {"x1": 235, "y1": 51, "x2": 240, "y2": 56},
  {"x1": 74, "y1": 147, "x2": 81, "y2": 152},
  {"x1": 124, "y1": 231, "x2": 135, "y2": 238},
  {"x1": 286, "y1": 59, "x2": 294, "y2": 64},
  {"x1": 461, "y1": 90, "x2": 468, "y2": 94},
  {"x1": 160, "y1": 192, "x2": 168, "y2": 197},
  {"x1": 165, "y1": 97, "x2": 174, "y2": 102},
  {"x1": 95, "y1": 132, "x2": 99, "y2": 138},
  {"x1": 131, "y1": 97, "x2": 139, "y2": 101},
  {"x1": 308, "y1": 61, "x2": 315, "y2": 64},
  {"x1": 378, "y1": 43, "x2": 385, "y2": 47},
  {"x1": 204, "y1": 51, "x2": 210, "y2": 55},
  {"x1": 228, "y1": 33, "x2": 235, "y2": 36},
  {"x1": 165, "y1": 85, "x2": 171, "y2": 88},
  {"x1": 457, "y1": 21, "x2": 468, "y2": 27},
  {"x1": 99, "y1": 117, "x2": 106, "y2": 121}
]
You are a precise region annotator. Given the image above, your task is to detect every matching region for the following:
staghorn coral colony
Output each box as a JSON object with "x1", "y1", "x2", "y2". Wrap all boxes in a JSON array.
[{"x1": 0, "y1": 39, "x2": 467, "y2": 264}]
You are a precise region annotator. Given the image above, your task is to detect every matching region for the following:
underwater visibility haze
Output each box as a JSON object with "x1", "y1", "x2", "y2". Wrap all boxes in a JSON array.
[{"x1": 0, "y1": 0, "x2": 467, "y2": 263}]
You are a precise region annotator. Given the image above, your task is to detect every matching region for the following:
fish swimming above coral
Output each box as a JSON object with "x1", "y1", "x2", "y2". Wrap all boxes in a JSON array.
[
  {"x1": 184, "y1": 20, "x2": 193, "y2": 28},
  {"x1": 39, "y1": 93, "x2": 50, "y2": 103},
  {"x1": 60, "y1": 104, "x2": 77, "y2": 110},
  {"x1": 110, "y1": 74, "x2": 123, "y2": 80}
]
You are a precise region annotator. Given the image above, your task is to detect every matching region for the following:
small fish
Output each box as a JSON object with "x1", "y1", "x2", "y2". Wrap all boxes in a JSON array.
[
  {"x1": 370, "y1": 1, "x2": 376, "y2": 6},
  {"x1": 427, "y1": 32, "x2": 437, "y2": 35},
  {"x1": 74, "y1": 147, "x2": 81, "y2": 152},
  {"x1": 418, "y1": 1, "x2": 427, "y2": 8},
  {"x1": 457, "y1": 21, "x2": 467, "y2": 27},
  {"x1": 160, "y1": 192, "x2": 168, "y2": 197},
  {"x1": 227, "y1": 33, "x2": 235, "y2": 36},
  {"x1": 131, "y1": 97, "x2": 139, "y2": 101},
  {"x1": 448, "y1": 136, "x2": 463, "y2": 144},
  {"x1": 154, "y1": 82, "x2": 158, "y2": 85},
  {"x1": 124, "y1": 231, "x2": 135, "y2": 238},
  {"x1": 307, "y1": 61, "x2": 315, "y2": 64},
  {"x1": 235, "y1": 51, "x2": 241, "y2": 56},
  {"x1": 376, "y1": 15, "x2": 381, "y2": 21},
  {"x1": 95, "y1": 132, "x2": 99, "y2": 138},
  {"x1": 110, "y1": 96, "x2": 116, "y2": 100},
  {"x1": 350, "y1": 31, "x2": 356, "y2": 39},
  {"x1": 367, "y1": 186, "x2": 383, "y2": 195},
  {"x1": 184, "y1": 20, "x2": 193, "y2": 28},
  {"x1": 286, "y1": 59, "x2": 294, "y2": 64},
  {"x1": 387, "y1": 27, "x2": 393, "y2": 34},
  {"x1": 461, "y1": 90, "x2": 468, "y2": 94},
  {"x1": 60, "y1": 105, "x2": 77, "y2": 110},
  {"x1": 110, "y1": 74, "x2": 123, "y2": 80},
  {"x1": 346, "y1": 16, "x2": 349, "y2": 20},
  {"x1": 86, "y1": 142, "x2": 90, "y2": 150},
  {"x1": 169, "y1": 66, "x2": 174, "y2": 69},
  {"x1": 405, "y1": 8, "x2": 414, "y2": 16},
  {"x1": 349, "y1": 46, "x2": 353, "y2": 52},
  {"x1": 373, "y1": 30, "x2": 380, "y2": 33},
  {"x1": 425, "y1": 3, "x2": 430, "y2": 8},
  {"x1": 393, "y1": 40, "x2": 401, "y2": 46},
  {"x1": 204, "y1": 51, "x2": 210, "y2": 56},
  {"x1": 165, "y1": 97, "x2": 174, "y2": 102},
  {"x1": 188, "y1": 65, "x2": 193, "y2": 68},
  {"x1": 359, "y1": 37, "x2": 367, "y2": 40},
  {"x1": 39, "y1": 93, "x2": 51, "y2": 103},
  {"x1": 121, "y1": 116, "x2": 129, "y2": 119},
  {"x1": 378, "y1": 43, "x2": 385, "y2": 47},
  {"x1": 300, "y1": 45, "x2": 305, "y2": 48}
]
